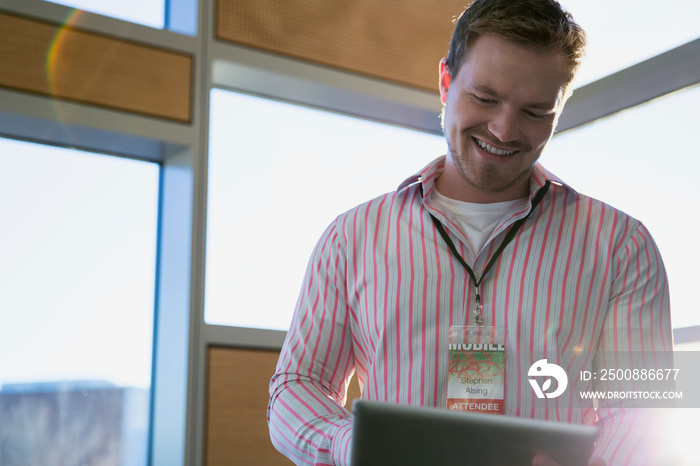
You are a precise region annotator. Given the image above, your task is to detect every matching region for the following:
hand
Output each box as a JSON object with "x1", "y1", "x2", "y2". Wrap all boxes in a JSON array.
[{"x1": 532, "y1": 454, "x2": 606, "y2": 466}]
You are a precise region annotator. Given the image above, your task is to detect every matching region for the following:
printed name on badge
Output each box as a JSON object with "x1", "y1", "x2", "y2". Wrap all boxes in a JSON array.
[{"x1": 447, "y1": 340, "x2": 506, "y2": 415}]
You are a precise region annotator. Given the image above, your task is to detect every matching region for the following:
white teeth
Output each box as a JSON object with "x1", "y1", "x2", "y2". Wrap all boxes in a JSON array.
[{"x1": 476, "y1": 138, "x2": 516, "y2": 156}]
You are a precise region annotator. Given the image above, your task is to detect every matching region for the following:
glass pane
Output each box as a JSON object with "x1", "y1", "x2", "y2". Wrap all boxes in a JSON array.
[
  {"x1": 544, "y1": 84, "x2": 700, "y2": 329},
  {"x1": 45, "y1": 0, "x2": 165, "y2": 29},
  {"x1": 206, "y1": 89, "x2": 446, "y2": 330},
  {"x1": 561, "y1": 0, "x2": 700, "y2": 86},
  {"x1": 0, "y1": 138, "x2": 159, "y2": 465}
]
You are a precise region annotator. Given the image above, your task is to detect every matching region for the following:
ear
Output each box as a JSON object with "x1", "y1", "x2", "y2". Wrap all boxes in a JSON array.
[{"x1": 439, "y1": 58, "x2": 452, "y2": 105}]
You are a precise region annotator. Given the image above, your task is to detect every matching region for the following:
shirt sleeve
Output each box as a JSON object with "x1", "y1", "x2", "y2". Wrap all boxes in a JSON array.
[
  {"x1": 268, "y1": 217, "x2": 356, "y2": 466},
  {"x1": 592, "y1": 223, "x2": 673, "y2": 465}
]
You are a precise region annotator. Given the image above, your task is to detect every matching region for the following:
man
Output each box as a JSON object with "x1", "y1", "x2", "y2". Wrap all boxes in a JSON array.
[{"x1": 268, "y1": 1, "x2": 673, "y2": 465}]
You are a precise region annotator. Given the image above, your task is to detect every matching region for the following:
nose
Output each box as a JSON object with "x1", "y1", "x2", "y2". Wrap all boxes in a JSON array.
[{"x1": 487, "y1": 109, "x2": 519, "y2": 143}]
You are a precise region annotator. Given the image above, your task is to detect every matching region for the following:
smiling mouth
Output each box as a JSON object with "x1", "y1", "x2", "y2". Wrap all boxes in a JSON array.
[{"x1": 474, "y1": 137, "x2": 518, "y2": 156}]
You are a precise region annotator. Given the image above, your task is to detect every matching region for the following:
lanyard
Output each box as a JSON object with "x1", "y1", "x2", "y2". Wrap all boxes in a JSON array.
[{"x1": 423, "y1": 181, "x2": 550, "y2": 324}]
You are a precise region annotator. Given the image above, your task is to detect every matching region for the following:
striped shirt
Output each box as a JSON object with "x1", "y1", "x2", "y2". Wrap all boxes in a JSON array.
[{"x1": 268, "y1": 156, "x2": 673, "y2": 466}]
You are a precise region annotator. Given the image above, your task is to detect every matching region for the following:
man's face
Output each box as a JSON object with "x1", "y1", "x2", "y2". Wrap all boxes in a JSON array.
[{"x1": 438, "y1": 34, "x2": 571, "y2": 202}]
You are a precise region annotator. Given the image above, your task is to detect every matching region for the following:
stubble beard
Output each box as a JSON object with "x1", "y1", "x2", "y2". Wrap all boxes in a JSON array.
[{"x1": 446, "y1": 137, "x2": 533, "y2": 195}]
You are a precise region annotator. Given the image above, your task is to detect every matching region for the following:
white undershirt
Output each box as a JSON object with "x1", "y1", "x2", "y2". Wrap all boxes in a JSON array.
[{"x1": 430, "y1": 188, "x2": 528, "y2": 255}]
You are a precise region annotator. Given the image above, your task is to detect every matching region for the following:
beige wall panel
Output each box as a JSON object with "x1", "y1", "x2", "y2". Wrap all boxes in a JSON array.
[
  {"x1": 216, "y1": 0, "x2": 466, "y2": 91},
  {"x1": 206, "y1": 346, "x2": 361, "y2": 465},
  {"x1": 0, "y1": 12, "x2": 192, "y2": 122}
]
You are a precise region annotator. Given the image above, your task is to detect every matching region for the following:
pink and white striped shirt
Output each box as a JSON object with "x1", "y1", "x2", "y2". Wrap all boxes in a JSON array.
[{"x1": 268, "y1": 156, "x2": 672, "y2": 466}]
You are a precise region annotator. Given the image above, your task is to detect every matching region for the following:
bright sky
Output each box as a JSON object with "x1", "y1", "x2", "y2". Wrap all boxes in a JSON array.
[
  {"x1": 205, "y1": 90, "x2": 446, "y2": 330},
  {"x1": 561, "y1": 0, "x2": 700, "y2": 86},
  {"x1": 45, "y1": 0, "x2": 164, "y2": 28},
  {"x1": 0, "y1": 140, "x2": 159, "y2": 389}
]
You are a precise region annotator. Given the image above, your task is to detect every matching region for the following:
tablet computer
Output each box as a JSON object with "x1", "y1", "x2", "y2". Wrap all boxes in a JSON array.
[{"x1": 350, "y1": 400, "x2": 598, "y2": 466}]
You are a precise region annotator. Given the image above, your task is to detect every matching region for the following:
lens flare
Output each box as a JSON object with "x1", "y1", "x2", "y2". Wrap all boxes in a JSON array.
[
  {"x1": 653, "y1": 408, "x2": 700, "y2": 464},
  {"x1": 44, "y1": 9, "x2": 85, "y2": 144}
]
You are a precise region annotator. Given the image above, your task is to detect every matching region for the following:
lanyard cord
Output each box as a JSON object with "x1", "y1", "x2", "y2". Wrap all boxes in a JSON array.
[{"x1": 422, "y1": 181, "x2": 550, "y2": 324}]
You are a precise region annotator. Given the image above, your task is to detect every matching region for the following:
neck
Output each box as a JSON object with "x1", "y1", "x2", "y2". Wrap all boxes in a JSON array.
[{"x1": 435, "y1": 165, "x2": 531, "y2": 203}]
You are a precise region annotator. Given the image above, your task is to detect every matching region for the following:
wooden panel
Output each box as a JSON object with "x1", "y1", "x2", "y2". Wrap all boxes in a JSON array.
[
  {"x1": 0, "y1": 12, "x2": 192, "y2": 122},
  {"x1": 216, "y1": 0, "x2": 466, "y2": 91},
  {"x1": 206, "y1": 347, "x2": 361, "y2": 465}
]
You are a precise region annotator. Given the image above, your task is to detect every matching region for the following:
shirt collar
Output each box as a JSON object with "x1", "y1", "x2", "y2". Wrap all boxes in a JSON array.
[
  {"x1": 529, "y1": 163, "x2": 575, "y2": 195},
  {"x1": 397, "y1": 155, "x2": 576, "y2": 199},
  {"x1": 397, "y1": 155, "x2": 445, "y2": 196}
]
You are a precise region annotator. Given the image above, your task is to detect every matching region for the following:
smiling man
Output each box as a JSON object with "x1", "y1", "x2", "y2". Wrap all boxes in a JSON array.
[
  {"x1": 268, "y1": 1, "x2": 673, "y2": 465},
  {"x1": 437, "y1": 34, "x2": 571, "y2": 203}
]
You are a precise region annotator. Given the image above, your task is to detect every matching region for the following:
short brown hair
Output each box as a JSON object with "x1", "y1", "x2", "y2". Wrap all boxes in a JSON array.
[{"x1": 447, "y1": 0, "x2": 587, "y2": 86}]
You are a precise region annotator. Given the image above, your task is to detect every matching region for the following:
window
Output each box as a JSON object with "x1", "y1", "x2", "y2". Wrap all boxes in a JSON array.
[
  {"x1": 45, "y1": 0, "x2": 166, "y2": 29},
  {"x1": 205, "y1": 89, "x2": 446, "y2": 330},
  {"x1": 0, "y1": 137, "x2": 160, "y2": 465},
  {"x1": 544, "y1": 84, "x2": 700, "y2": 329},
  {"x1": 561, "y1": 0, "x2": 700, "y2": 86}
]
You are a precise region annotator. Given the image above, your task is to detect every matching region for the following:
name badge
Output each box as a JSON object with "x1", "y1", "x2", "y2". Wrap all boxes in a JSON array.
[{"x1": 447, "y1": 326, "x2": 506, "y2": 415}]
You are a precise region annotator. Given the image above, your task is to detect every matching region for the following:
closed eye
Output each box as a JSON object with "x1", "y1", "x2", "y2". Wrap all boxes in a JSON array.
[
  {"x1": 473, "y1": 94, "x2": 496, "y2": 105},
  {"x1": 524, "y1": 109, "x2": 546, "y2": 119},
  {"x1": 525, "y1": 105, "x2": 559, "y2": 120}
]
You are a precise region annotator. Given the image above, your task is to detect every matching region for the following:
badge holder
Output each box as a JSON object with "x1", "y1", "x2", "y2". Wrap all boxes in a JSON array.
[{"x1": 447, "y1": 325, "x2": 506, "y2": 415}]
